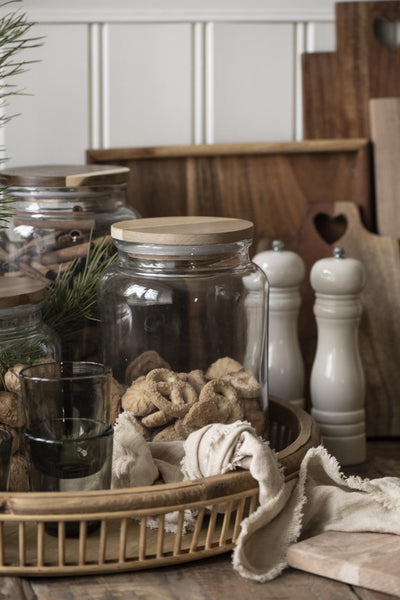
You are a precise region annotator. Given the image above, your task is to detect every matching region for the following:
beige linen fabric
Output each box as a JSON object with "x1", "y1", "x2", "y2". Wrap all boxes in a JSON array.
[
  {"x1": 111, "y1": 412, "x2": 159, "y2": 488},
  {"x1": 112, "y1": 414, "x2": 400, "y2": 582}
]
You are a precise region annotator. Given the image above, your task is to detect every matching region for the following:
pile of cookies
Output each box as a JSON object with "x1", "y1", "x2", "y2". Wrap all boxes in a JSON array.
[{"x1": 121, "y1": 351, "x2": 265, "y2": 441}]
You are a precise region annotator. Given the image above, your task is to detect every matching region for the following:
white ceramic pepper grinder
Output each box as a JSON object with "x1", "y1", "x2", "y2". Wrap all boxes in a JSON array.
[
  {"x1": 310, "y1": 247, "x2": 367, "y2": 466},
  {"x1": 253, "y1": 240, "x2": 305, "y2": 408}
]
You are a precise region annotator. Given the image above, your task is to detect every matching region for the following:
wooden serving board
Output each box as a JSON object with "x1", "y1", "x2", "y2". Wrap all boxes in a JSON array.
[
  {"x1": 87, "y1": 140, "x2": 372, "y2": 255},
  {"x1": 287, "y1": 531, "x2": 400, "y2": 597},
  {"x1": 296, "y1": 201, "x2": 400, "y2": 437},
  {"x1": 370, "y1": 97, "x2": 400, "y2": 238},
  {"x1": 303, "y1": 1, "x2": 400, "y2": 139}
]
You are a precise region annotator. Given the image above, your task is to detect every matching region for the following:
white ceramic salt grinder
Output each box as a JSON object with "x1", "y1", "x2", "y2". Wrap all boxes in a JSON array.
[
  {"x1": 253, "y1": 240, "x2": 306, "y2": 408},
  {"x1": 310, "y1": 247, "x2": 366, "y2": 466}
]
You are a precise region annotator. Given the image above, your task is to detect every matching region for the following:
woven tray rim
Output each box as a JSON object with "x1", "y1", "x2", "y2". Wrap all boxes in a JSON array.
[{"x1": 0, "y1": 398, "x2": 320, "y2": 518}]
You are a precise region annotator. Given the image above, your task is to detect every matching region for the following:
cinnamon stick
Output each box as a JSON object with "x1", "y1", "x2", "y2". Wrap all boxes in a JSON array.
[
  {"x1": 19, "y1": 262, "x2": 52, "y2": 285},
  {"x1": 31, "y1": 259, "x2": 74, "y2": 275},
  {"x1": 13, "y1": 217, "x2": 96, "y2": 230},
  {"x1": 40, "y1": 235, "x2": 112, "y2": 265},
  {"x1": 11, "y1": 231, "x2": 59, "y2": 259}
]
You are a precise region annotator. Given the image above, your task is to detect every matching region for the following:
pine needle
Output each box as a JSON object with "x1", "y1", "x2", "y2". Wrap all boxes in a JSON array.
[
  {"x1": 0, "y1": 1, "x2": 43, "y2": 228},
  {"x1": 0, "y1": 339, "x2": 46, "y2": 389},
  {"x1": 0, "y1": 237, "x2": 116, "y2": 389},
  {"x1": 41, "y1": 235, "x2": 117, "y2": 335}
]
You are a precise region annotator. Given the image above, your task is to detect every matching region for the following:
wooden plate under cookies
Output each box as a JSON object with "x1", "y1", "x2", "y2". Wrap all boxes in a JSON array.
[{"x1": 0, "y1": 397, "x2": 320, "y2": 577}]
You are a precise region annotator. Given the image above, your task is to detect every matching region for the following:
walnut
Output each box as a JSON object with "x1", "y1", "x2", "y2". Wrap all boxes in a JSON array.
[
  {"x1": 0, "y1": 424, "x2": 20, "y2": 454},
  {"x1": 4, "y1": 364, "x2": 27, "y2": 395},
  {"x1": 32, "y1": 357, "x2": 56, "y2": 365},
  {"x1": 9, "y1": 453, "x2": 29, "y2": 492},
  {"x1": 0, "y1": 391, "x2": 26, "y2": 428}
]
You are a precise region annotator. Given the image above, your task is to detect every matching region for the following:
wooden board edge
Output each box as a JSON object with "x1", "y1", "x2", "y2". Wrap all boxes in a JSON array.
[{"x1": 86, "y1": 139, "x2": 369, "y2": 163}]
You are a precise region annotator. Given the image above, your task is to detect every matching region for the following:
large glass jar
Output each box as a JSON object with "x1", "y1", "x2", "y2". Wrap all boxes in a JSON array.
[
  {"x1": 0, "y1": 277, "x2": 61, "y2": 385},
  {"x1": 98, "y1": 216, "x2": 269, "y2": 439},
  {"x1": 0, "y1": 165, "x2": 139, "y2": 361}
]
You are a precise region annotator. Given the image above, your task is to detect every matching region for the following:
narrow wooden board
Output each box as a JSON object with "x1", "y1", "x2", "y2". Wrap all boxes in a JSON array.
[
  {"x1": 370, "y1": 98, "x2": 400, "y2": 238},
  {"x1": 296, "y1": 201, "x2": 400, "y2": 437},
  {"x1": 302, "y1": 53, "x2": 344, "y2": 139},
  {"x1": 87, "y1": 139, "x2": 372, "y2": 255},
  {"x1": 303, "y1": 1, "x2": 400, "y2": 139},
  {"x1": 287, "y1": 531, "x2": 400, "y2": 597}
]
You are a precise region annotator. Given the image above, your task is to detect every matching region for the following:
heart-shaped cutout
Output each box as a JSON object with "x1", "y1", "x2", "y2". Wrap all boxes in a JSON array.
[
  {"x1": 374, "y1": 17, "x2": 400, "y2": 50},
  {"x1": 314, "y1": 213, "x2": 347, "y2": 245}
]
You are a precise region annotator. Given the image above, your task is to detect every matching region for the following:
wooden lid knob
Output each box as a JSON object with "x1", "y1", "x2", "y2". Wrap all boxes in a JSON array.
[
  {"x1": 111, "y1": 216, "x2": 254, "y2": 246},
  {"x1": 0, "y1": 277, "x2": 48, "y2": 309}
]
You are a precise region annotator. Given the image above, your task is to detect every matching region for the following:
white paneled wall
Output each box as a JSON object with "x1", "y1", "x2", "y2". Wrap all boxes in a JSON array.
[
  {"x1": 2, "y1": 2, "x2": 337, "y2": 166},
  {"x1": 5, "y1": 24, "x2": 89, "y2": 165},
  {"x1": 214, "y1": 23, "x2": 295, "y2": 143},
  {"x1": 107, "y1": 24, "x2": 193, "y2": 147}
]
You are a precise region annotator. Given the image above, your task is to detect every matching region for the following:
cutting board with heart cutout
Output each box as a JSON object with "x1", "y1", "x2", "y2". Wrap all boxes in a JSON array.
[
  {"x1": 303, "y1": 1, "x2": 400, "y2": 138},
  {"x1": 296, "y1": 201, "x2": 400, "y2": 436}
]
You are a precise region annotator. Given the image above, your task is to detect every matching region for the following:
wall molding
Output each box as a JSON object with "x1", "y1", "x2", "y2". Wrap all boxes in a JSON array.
[{"x1": 27, "y1": 8, "x2": 334, "y2": 24}]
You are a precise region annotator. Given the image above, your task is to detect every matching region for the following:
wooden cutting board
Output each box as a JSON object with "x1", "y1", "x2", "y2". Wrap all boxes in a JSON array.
[
  {"x1": 303, "y1": 1, "x2": 400, "y2": 139},
  {"x1": 296, "y1": 201, "x2": 400, "y2": 437},
  {"x1": 287, "y1": 531, "x2": 400, "y2": 597},
  {"x1": 87, "y1": 140, "x2": 372, "y2": 255},
  {"x1": 370, "y1": 97, "x2": 400, "y2": 238}
]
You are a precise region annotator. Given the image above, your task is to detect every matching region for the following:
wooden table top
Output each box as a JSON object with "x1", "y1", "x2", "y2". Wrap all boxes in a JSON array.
[{"x1": 3, "y1": 440, "x2": 399, "y2": 600}]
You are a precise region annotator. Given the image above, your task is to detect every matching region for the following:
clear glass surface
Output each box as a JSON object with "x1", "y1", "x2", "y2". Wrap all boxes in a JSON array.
[
  {"x1": 20, "y1": 361, "x2": 112, "y2": 430},
  {"x1": 0, "y1": 184, "x2": 139, "y2": 279},
  {"x1": 25, "y1": 417, "x2": 113, "y2": 536},
  {"x1": 98, "y1": 239, "x2": 269, "y2": 435},
  {"x1": 0, "y1": 303, "x2": 61, "y2": 375}
]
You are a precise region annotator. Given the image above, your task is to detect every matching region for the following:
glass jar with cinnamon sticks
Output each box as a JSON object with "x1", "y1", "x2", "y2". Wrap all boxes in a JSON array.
[
  {"x1": 0, "y1": 165, "x2": 139, "y2": 361},
  {"x1": 0, "y1": 164, "x2": 138, "y2": 282}
]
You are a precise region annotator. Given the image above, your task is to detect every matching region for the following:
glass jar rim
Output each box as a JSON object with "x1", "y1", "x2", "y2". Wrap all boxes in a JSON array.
[
  {"x1": 113, "y1": 238, "x2": 252, "y2": 257},
  {"x1": 25, "y1": 419, "x2": 113, "y2": 444},
  {"x1": 20, "y1": 361, "x2": 112, "y2": 382}
]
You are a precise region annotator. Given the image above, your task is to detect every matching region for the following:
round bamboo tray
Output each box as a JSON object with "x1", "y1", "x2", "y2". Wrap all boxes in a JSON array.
[{"x1": 0, "y1": 397, "x2": 320, "y2": 577}]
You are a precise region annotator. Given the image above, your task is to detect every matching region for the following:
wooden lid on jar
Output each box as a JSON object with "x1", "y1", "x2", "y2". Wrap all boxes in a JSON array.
[
  {"x1": 0, "y1": 165, "x2": 130, "y2": 187},
  {"x1": 111, "y1": 216, "x2": 254, "y2": 245},
  {"x1": 0, "y1": 278, "x2": 48, "y2": 308}
]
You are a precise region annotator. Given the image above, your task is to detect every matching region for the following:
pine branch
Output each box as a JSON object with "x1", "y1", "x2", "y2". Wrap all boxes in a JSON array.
[
  {"x1": 41, "y1": 236, "x2": 118, "y2": 336},
  {"x1": 0, "y1": 339, "x2": 47, "y2": 389},
  {"x1": 0, "y1": 1, "x2": 43, "y2": 228}
]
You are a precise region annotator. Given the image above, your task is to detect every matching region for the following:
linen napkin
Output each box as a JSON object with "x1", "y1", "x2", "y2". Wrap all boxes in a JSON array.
[
  {"x1": 233, "y1": 444, "x2": 400, "y2": 581},
  {"x1": 112, "y1": 412, "x2": 159, "y2": 488},
  {"x1": 112, "y1": 413, "x2": 400, "y2": 582}
]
